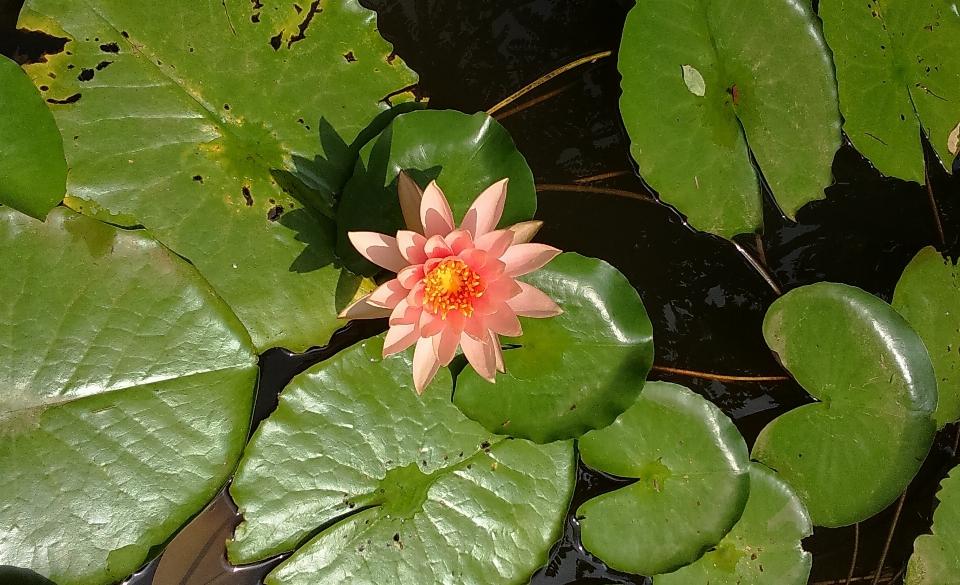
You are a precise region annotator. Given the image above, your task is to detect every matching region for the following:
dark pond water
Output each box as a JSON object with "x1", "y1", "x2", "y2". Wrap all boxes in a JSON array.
[{"x1": 4, "y1": 0, "x2": 960, "y2": 583}]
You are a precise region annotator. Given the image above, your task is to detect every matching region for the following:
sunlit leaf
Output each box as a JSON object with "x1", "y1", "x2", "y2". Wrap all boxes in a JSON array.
[
  {"x1": 906, "y1": 465, "x2": 960, "y2": 585},
  {"x1": 0, "y1": 55, "x2": 65, "y2": 219},
  {"x1": 577, "y1": 382, "x2": 750, "y2": 576},
  {"x1": 454, "y1": 253, "x2": 654, "y2": 444},
  {"x1": 752, "y1": 282, "x2": 937, "y2": 527},
  {"x1": 336, "y1": 109, "x2": 537, "y2": 275},
  {"x1": 0, "y1": 208, "x2": 257, "y2": 585},
  {"x1": 655, "y1": 463, "x2": 812, "y2": 585},
  {"x1": 20, "y1": 0, "x2": 419, "y2": 351},
  {"x1": 228, "y1": 335, "x2": 574, "y2": 585},
  {"x1": 893, "y1": 246, "x2": 960, "y2": 429},
  {"x1": 618, "y1": 0, "x2": 841, "y2": 237},
  {"x1": 821, "y1": 0, "x2": 960, "y2": 183}
]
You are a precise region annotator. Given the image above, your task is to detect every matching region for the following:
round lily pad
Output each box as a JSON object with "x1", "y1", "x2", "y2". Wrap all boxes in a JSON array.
[
  {"x1": 336, "y1": 109, "x2": 537, "y2": 275},
  {"x1": 0, "y1": 55, "x2": 66, "y2": 220},
  {"x1": 655, "y1": 463, "x2": 813, "y2": 585},
  {"x1": 228, "y1": 334, "x2": 575, "y2": 585},
  {"x1": 752, "y1": 282, "x2": 938, "y2": 527},
  {"x1": 453, "y1": 253, "x2": 654, "y2": 444},
  {"x1": 20, "y1": 0, "x2": 419, "y2": 351},
  {"x1": 906, "y1": 466, "x2": 960, "y2": 585},
  {"x1": 576, "y1": 382, "x2": 751, "y2": 576},
  {"x1": 618, "y1": 0, "x2": 841, "y2": 238},
  {"x1": 0, "y1": 207, "x2": 257, "y2": 585},
  {"x1": 893, "y1": 246, "x2": 960, "y2": 429}
]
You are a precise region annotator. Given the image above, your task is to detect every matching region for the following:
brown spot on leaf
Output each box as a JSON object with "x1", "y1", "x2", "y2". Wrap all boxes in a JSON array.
[
  {"x1": 386, "y1": 51, "x2": 397, "y2": 64},
  {"x1": 242, "y1": 186, "x2": 254, "y2": 206},
  {"x1": 39, "y1": 85, "x2": 49, "y2": 91},
  {"x1": 47, "y1": 93, "x2": 82, "y2": 105},
  {"x1": 121, "y1": 31, "x2": 129, "y2": 38},
  {"x1": 100, "y1": 42, "x2": 120, "y2": 53},
  {"x1": 267, "y1": 205, "x2": 284, "y2": 221}
]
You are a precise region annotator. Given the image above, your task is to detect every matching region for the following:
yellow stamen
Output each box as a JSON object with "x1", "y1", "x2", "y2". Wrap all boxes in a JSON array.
[{"x1": 423, "y1": 259, "x2": 485, "y2": 318}]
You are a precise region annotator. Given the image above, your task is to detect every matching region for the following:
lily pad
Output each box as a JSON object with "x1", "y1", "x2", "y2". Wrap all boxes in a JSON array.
[
  {"x1": 906, "y1": 466, "x2": 960, "y2": 585},
  {"x1": 752, "y1": 282, "x2": 938, "y2": 527},
  {"x1": 576, "y1": 382, "x2": 750, "y2": 576},
  {"x1": 821, "y1": 0, "x2": 960, "y2": 183},
  {"x1": 0, "y1": 55, "x2": 66, "y2": 220},
  {"x1": 336, "y1": 109, "x2": 537, "y2": 275},
  {"x1": 453, "y1": 253, "x2": 654, "y2": 444},
  {"x1": 19, "y1": 0, "x2": 419, "y2": 351},
  {"x1": 0, "y1": 207, "x2": 257, "y2": 585},
  {"x1": 228, "y1": 334, "x2": 575, "y2": 585},
  {"x1": 893, "y1": 246, "x2": 960, "y2": 428},
  {"x1": 655, "y1": 463, "x2": 813, "y2": 585},
  {"x1": 618, "y1": 0, "x2": 841, "y2": 237}
]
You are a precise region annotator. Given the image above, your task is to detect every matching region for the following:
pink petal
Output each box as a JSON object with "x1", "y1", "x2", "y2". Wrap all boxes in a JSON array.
[
  {"x1": 445, "y1": 309, "x2": 466, "y2": 335},
  {"x1": 474, "y1": 229, "x2": 514, "y2": 259},
  {"x1": 444, "y1": 230, "x2": 474, "y2": 255},
  {"x1": 507, "y1": 281, "x2": 564, "y2": 318},
  {"x1": 396, "y1": 230, "x2": 428, "y2": 264},
  {"x1": 348, "y1": 231, "x2": 409, "y2": 273},
  {"x1": 459, "y1": 248, "x2": 488, "y2": 272},
  {"x1": 474, "y1": 278, "x2": 523, "y2": 315},
  {"x1": 485, "y1": 307, "x2": 523, "y2": 337},
  {"x1": 501, "y1": 243, "x2": 561, "y2": 277},
  {"x1": 424, "y1": 257, "x2": 443, "y2": 274},
  {"x1": 433, "y1": 327, "x2": 460, "y2": 367},
  {"x1": 337, "y1": 293, "x2": 393, "y2": 320},
  {"x1": 477, "y1": 257, "x2": 505, "y2": 282},
  {"x1": 460, "y1": 178, "x2": 508, "y2": 238},
  {"x1": 390, "y1": 298, "x2": 421, "y2": 326},
  {"x1": 397, "y1": 171, "x2": 425, "y2": 234},
  {"x1": 490, "y1": 330, "x2": 505, "y2": 373},
  {"x1": 397, "y1": 264, "x2": 425, "y2": 289},
  {"x1": 383, "y1": 322, "x2": 419, "y2": 357},
  {"x1": 460, "y1": 333, "x2": 497, "y2": 383},
  {"x1": 424, "y1": 234, "x2": 453, "y2": 259},
  {"x1": 368, "y1": 279, "x2": 407, "y2": 309},
  {"x1": 505, "y1": 220, "x2": 543, "y2": 245},
  {"x1": 408, "y1": 282, "x2": 425, "y2": 308},
  {"x1": 413, "y1": 336, "x2": 441, "y2": 395},
  {"x1": 463, "y1": 313, "x2": 487, "y2": 340},
  {"x1": 420, "y1": 310, "x2": 445, "y2": 337},
  {"x1": 420, "y1": 181, "x2": 456, "y2": 238}
]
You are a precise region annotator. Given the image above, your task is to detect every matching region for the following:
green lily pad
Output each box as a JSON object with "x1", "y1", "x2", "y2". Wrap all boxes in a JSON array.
[
  {"x1": 576, "y1": 382, "x2": 751, "y2": 576},
  {"x1": 821, "y1": 0, "x2": 960, "y2": 183},
  {"x1": 752, "y1": 282, "x2": 938, "y2": 527},
  {"x1": 0, "y1": 207, "x2": 257, "y2": 585},
  {"x1": 228, "y1": 334, "x2": 575, "y2": 585},
  {"x1": 906, "y1": 466, "x2": 960, "y2": 585},
  {"x1": 655, "y1": 463, "x2": 812, "y2": 585},
  {"x1": 20, "y1": 0, "x2": 419, "y2": 351},
  {"x1": 0, "y1": 55, "x2": 66, "y2": 220},
  {"x1": 893, "y1": 247, "x2": 960, "y2": 429},
  {"x1": 336, "y1": 109, "x2": 537, "y2": 275},
  {"x1": 453, "y1": 253, "x2": 654, "y2": 444},
  {"x1": 618, "y1": 0, "x2": 841, "y2": 237}
]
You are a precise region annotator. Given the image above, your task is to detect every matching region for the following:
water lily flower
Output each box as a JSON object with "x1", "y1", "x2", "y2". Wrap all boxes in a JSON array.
[{"x1": 339, "y1": 172, "x2": 563, "y2": 394}]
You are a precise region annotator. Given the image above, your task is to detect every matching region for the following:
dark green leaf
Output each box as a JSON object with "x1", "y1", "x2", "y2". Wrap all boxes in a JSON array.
[
  {"x1": 454, "y1": 253, "x2": 654, "y2": 444},
  {"x1": 753, "y1": 282, "x2": 937, "y2": 527},
  {"x1": 0, "y1": 208, "x2": 257, "y2": 585},
  {"x1": 577, "y1": 382, "x2": 750, "y2": 576}
]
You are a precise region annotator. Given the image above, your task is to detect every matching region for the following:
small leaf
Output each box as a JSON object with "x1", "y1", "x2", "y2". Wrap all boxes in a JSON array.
[
  {"x1": 577, "y1": 382, "x2": 750, "y2": 576},
  {"x1": 752, "y1": 282, "x2": 937, "y2": 527},
  {"x1": 893, "y1": 247, "x2": 960, "y2": 428},
  {"x1": 821, "y1": 0, "x2": 960, "y2": 183},
  {"x1": 906, "y1": 466, "x2": 960, "y2": 585},
  {"x1": 228, "y1": 334, "x2": 575, "y2": 585},
  {"x1": 0, "y1": 208, "x2": 257, "y2": 585},
  {"x1": 454, "y1": 253, "x2": 654, "y2": 444},
  {"x1": 618, "y1": 0, "x2": 841, "y2": 237},
  {"x1": 0, "y1": 55, "x2": 66, "y2": 219},
  {"x1": 336, "y1": 109, "x2": 537, "y2": 275},
  {"x1": 682, "y1": 64, "x2": 706, "y2": 97},
  {"x1": 655, "y1": 463, "x2": 813, "y2": 585}
]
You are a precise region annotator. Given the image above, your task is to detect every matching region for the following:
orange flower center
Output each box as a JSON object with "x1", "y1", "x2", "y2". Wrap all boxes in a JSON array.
[{"x1": 423, "y1": 258, "x2": 484, "y2": 318}]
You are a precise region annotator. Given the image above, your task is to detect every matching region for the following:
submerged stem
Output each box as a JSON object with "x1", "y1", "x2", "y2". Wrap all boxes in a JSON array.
[
  {"x1": 651, "y1": 364, "x2": 790, "y2": 383},
  {"x1": 871, "y1": 490, "x2": 907, "y2": 585},
  {"x1": 487, "y1": 50, "x2": 612, "y2": 115},
  {"x1": 536, "y1": 183, "x2": 656, "y2": 202}
]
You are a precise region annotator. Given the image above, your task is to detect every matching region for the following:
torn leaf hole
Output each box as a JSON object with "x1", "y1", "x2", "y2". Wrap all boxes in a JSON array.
[
  {"x1": 8, "y1": 29, "x2": 69, "y2": 65},
  {"x1": 96, "y1": 61, "x2": 112, "y2": 71},
  {"x1": 224, "y1": 103, "x2": 231, "y2": 110},
  {"x1": 47, "y1": 93, "x2": 82, "y2": 105},
  {"x1": 77, "y1": 68, "x2": 94, "y2": 82},
  {"x1": 39, "y1": 85, "x2": 49, "y2": 91},
  {"x1": 250, "y1": 0, "x2": 264, "y2": 8},
  {"x1": 267, "y1": 205, "x2": 284, "y2": 221},
  {"x1": 121, "y1": 31, "x2": 129, "y2": 38},
  {"x1": 287, "y1": 0, "x2": 321, "y2": 48},
  {"x1": 269, "y1": 32, "x2": 283, "y2": 50},
  {"x1": 379, "y1": 83, "x2": 421, "y2": 107},
  {"x1": 343, "y1": 51, "x2": 356, "y2": 63},
  {"x1": 242, "y1": 186, "x2": 254, "y2": 206},
  {"x1": 251, "y1": 13, "x2": 261, "y2": 23},
  {"x1": 294, "y1": 3, "x2": 303, "y2": 13},
  {"x1": 386, "y1": 51, "x2": 396, "y2": 65},
  {"x1": 99, "y1": 42, "x2": 120, "y2": 53},
  {"x1": 193, "y1": 175, "x2": 204, "y2": 184}
]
